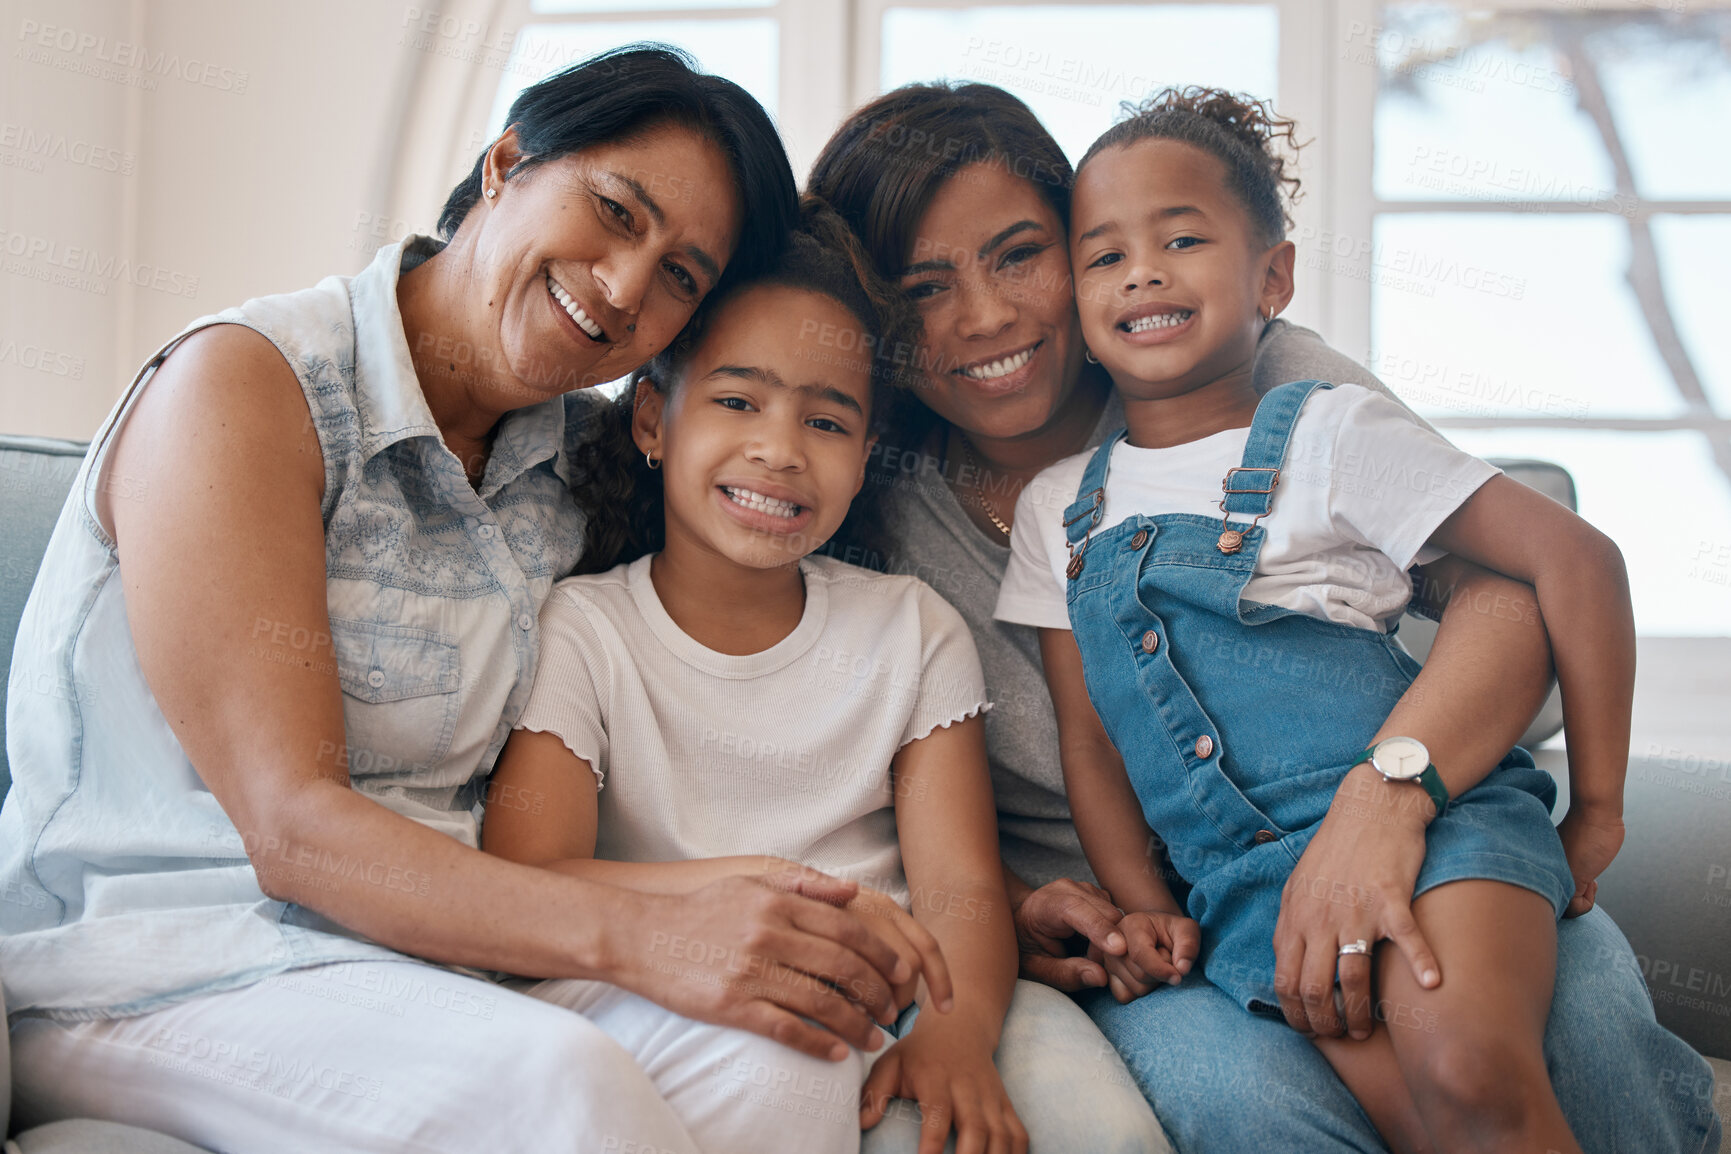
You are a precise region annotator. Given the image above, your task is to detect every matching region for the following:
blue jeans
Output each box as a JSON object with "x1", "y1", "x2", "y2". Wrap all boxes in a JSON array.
[
  {"x1": 863, "y1": 978, "x2": 1170, "y2": 1154},
  {"x1": 1083, "y1": 906, "x2": 1723, "y2": 1153}
]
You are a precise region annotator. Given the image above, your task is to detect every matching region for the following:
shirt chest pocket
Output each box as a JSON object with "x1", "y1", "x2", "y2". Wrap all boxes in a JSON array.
[{"x1": 328, "y1": 616, "x2": 463, "y2": 783}]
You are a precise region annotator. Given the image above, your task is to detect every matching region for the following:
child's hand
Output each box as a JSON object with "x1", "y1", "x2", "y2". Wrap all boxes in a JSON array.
[
  {"x1": 1094, "y1": 910, "x2": 1200, "y2": 1004},
  {"x1": 1557, "y1": 808, "x2": 1625, "y2": 917},
  {"x1": 859, "y1": 1021, "x2": 1027, "y2": 1154}
]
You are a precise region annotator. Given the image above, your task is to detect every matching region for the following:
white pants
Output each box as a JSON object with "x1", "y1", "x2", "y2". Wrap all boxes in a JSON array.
[{"x1": 10, "y1": 960, "x2": 869, "y2": 1154}]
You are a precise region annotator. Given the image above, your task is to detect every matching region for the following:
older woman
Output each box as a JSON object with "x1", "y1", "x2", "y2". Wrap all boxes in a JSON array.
[
  {"x1": 808, "y1": 81, "x2": 1721, "y2": 1153},
  {"x1": 0, "y1": 49, "x2": 939, "y2": 1154}
]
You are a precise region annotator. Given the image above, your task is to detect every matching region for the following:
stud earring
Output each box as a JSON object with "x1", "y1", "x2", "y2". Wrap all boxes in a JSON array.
[
  {"x1": 645, "y1": 452, "x2": 661, "y2": 470},
  {"x1": 483, "y1": 186, "x2": 497, "y2": 200}
]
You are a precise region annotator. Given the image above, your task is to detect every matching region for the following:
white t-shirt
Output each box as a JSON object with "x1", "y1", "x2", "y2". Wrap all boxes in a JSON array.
[
  {"x1": 995, "y1": 384, "x2": 1499, "y2": 634},
  {"x1": 511, "y1": 553, "x2": 991, "y2": 909}
]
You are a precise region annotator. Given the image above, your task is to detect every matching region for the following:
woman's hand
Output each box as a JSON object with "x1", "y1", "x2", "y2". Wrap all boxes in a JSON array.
[
  {"x1": 615, "y1": 871, "x2": 951, "y2": 1062},
  {"x1": 837, "y1": 883, "x2": 951, "y2": 1011},
  {"x1": 1273, "y1": 764, "x2": 1441, "y2": 1040},
  {"x1": 1009, "y1": 876, "x2": 1128, "y2": 991},
  {"x1": 860, "y1": 1020, "x2": 1028, "y2": 1154},
  {"x1": 1557, "y1": 806, "x2": 1625, "y2": 917},
  {"x1": 1092, "y1": 910, "x2": 1201, "y2": 1004}
]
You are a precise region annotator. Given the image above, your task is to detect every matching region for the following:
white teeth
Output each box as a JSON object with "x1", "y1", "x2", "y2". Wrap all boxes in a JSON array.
[
  {"x1": 1125, "y1": 310, "x2": 1192, "y2": 334},
  {"x1": 961, "y1": 345, "x2": 1036, "y2": 381},
  {"x1": 724, "y1": 486, "x2": 801, "y2": 519},
  {"x1": 546, "y1": 274, "x2": 605, "y2": 340}
]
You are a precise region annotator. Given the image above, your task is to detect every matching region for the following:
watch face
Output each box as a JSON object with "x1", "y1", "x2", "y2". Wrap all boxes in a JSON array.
[{"x1": 1375, "y1": 737, "x2": 1429, "y2": 781}]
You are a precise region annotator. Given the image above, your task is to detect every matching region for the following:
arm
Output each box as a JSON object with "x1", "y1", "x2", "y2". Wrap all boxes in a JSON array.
[
  {"x1": 1039, "y1": 627, "x2": 1201, "y2": 1003},
  {"x1": 1428, "y1": 475, "x2": 1632, "y2": 907},
  {"x1": 481, "y1": 724, "x2": 956, "y2": 1018},
  {"x1": 859, "y1": 715, "x2": 1027, "y2": 1154},
  {"x1": 1272, "y1": 554, "x2": 1560, "y2": 1039},
  {"x1": 107, "y1": 326, "x2": 912, "y2": 1062}
]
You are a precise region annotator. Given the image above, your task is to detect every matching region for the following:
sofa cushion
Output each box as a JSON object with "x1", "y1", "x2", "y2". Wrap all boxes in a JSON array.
[
  {"x1": 0, "y1": 435, "x2": 88, "y2": 801},
  {"x1": 7, "y1": 1119, "x2": 212, "y2": 1154}
]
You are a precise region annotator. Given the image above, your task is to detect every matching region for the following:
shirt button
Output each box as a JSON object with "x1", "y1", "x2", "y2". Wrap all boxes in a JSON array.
[
  {"x1": 1254, "y1": 829, "x2": 1279, "y2": 845},
  {"x1": 517, "y1": 613, "x2": 534, "y2": 631},
  {"x1": 1131, "y1": 529, "x2": 1149, "y2": 549},
  {"x1": 366, "y1": 669, "x2": 386, "y2": 688},
  {"x1": 478, "y1": 523, "x2": 496, "y2": 539},
  {"x1": 1141, "y1": 630, "x2": 1159, "y2": 654},
  {"x1": 1195, "y1": 734, "x2": 1215, "y2": 759}
]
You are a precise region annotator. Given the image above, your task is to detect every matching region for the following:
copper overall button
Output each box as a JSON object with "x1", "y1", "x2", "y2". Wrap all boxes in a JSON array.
[
  {"x1": 1195, "y1": 734, "x2": 1215, "y2": 759},
  {"x1": 1253, "y1": 829, "x2": 1279, "y2": 845},
  {"x1": 1141, "y1": 630, "x2": 1159, "y2": 654},
  {"x1": 1130, "y1": 529, "x2": 1149, "y2": 549}
]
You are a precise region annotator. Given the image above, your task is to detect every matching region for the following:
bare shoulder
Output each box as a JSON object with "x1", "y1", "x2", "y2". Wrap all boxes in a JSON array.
[{"x1": 101, "y1": 323, "x2": 324, "y2": 542}]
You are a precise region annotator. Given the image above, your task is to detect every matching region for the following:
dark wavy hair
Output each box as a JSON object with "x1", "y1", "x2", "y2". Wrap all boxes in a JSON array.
[
  {"x1": 806, "y1": 82, "x2": 1073, "y2": 279},
  {"x1": 804, "y1": 83, "x2": 1088, "y2": 555},
  {"x1": 1078, "y1": 86, "x2": 1305, "y2": 246},
  {"x1": 569, "y1": 197, "x2": 920, "y2": 576},
  {"x1": 438, "y1": 44, "x2": 797, "y2": 285}
]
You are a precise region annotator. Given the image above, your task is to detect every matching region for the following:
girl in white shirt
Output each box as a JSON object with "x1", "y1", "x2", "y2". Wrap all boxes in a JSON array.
[
  {"x1": 996, "y1": 89, "x2": 1635, "y2": 1154},
  {"x1": 482, "y1": 203, "x2": 1028, "y2": 1154}
]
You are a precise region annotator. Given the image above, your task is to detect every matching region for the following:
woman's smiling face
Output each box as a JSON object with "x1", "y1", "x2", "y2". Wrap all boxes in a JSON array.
[
  {"x1": 469, "y1": 124, "x2": 743, "y2": 400},
  {"x1": 896, "y1": 162, "x2": 1088, "y2": 441}
]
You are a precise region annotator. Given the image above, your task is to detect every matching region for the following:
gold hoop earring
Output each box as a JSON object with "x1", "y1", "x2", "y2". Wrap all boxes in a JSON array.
[{"x1": 645, "y1": 452, "x2": 661, "y2": 471}]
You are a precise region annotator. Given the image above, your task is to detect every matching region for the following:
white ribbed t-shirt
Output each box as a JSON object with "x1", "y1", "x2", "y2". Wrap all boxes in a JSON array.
[{"x1": 510, "y1": 553, "x2": 991, "y2": 909}]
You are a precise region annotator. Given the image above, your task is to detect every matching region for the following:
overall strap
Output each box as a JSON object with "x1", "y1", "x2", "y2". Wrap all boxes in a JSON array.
[
  {"x1": 1221, "y1": 380, "x2": 1333, "y2": 517},
  {"x1": 1213, "y1": 380, "x2": 1332, "y2": 556},
  {"x1": 1062, "y1": 429, "x2": 1125, "y2": 549},
  {"x1": 1061, "y1": 429, "x2": 1126, "y2": 580}
]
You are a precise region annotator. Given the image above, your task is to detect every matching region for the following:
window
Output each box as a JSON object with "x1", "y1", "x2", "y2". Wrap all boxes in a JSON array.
[
  {"x1": 1339, "y1": 3, "x2": 1731, "y2": 634},
  {"x1": 476, "y1": 3, "x2": 1731, "y2": 633},
  {"x1": 874, "y1": 4, "x2": 1280, "y2": 162}
]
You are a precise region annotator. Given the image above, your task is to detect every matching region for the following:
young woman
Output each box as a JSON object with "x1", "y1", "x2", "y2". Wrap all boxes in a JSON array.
[
  {"x1": 0, "y1": 49, "x2": 931, "y2": 1153},
  {"x1": 807, "y1": 80, "x2": 1721, "y2": 1154}
]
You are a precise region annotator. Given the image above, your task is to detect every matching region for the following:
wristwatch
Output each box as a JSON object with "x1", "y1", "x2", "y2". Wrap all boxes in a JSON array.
[{"x1": 1356, "y1": 736, "x2": 1449, "y2": 815}]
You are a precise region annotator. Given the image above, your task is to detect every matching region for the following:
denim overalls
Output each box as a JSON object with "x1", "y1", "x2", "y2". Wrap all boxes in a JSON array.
[{"x1": 1061, "y1": 380, "x2": 1573, "y2": 1013}]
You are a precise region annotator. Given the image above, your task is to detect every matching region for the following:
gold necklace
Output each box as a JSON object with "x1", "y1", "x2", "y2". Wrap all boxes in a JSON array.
[{"x1": 952, "y1": 428, "x2": 1014, "y2": 538}]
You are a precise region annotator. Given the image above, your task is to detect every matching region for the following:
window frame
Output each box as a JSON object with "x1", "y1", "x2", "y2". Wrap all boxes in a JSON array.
[{"x1": 1329, "y1": 0, "x2": 1731, "y2": 451}]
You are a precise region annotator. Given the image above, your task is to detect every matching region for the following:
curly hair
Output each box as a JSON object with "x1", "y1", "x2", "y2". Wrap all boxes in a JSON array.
[
  {"x1": 568, "y1": 196, "x2": 921, "y2": 576},
  {"x1": 1079, "y1": 86, "x2": 1306, "y2": 245}
]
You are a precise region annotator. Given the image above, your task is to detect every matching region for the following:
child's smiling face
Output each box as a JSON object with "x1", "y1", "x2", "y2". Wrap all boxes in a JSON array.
[
  {"x1": 1070, "y1": 138, "x2": 1293, "y2": 402},
  {"x1": 633, "y1": 283, "x2": 876, "y2": 571}
]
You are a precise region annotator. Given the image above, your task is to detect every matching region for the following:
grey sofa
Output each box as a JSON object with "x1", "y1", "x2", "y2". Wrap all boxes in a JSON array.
[{"x1": 2, "y1": 434, "x2": 1725, "y2": 1150}]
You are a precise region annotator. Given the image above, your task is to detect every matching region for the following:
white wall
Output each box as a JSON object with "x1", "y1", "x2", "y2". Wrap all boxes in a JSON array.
[{"x1": 0, "y1": 0, "x2": 445, "y2": 439}]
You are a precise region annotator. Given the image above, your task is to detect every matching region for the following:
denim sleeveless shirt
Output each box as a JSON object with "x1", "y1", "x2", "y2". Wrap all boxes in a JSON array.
[{"x1": 0, "y1": 236, "x2": 593, "y2": 1020}]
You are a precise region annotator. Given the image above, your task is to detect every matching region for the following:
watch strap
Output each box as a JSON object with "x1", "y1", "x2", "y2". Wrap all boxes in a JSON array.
[{"x1": 1354, "y1": 744, "x2": 1450, "y2": 815}]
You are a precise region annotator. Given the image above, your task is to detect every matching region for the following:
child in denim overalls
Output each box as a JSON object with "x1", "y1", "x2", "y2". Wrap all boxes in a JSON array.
[{"x1": 995, "y1": 89, "x2": 1634, "y2": 1154}]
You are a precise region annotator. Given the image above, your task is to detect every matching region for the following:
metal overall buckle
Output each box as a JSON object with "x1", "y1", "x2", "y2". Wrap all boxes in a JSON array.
[
  {"x1": 1216, "y1": 467, "x2": 1279, "y2": 555},
  {"x1": 1063, "y1": 488, "x2": 1105, "y2": 579}
]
